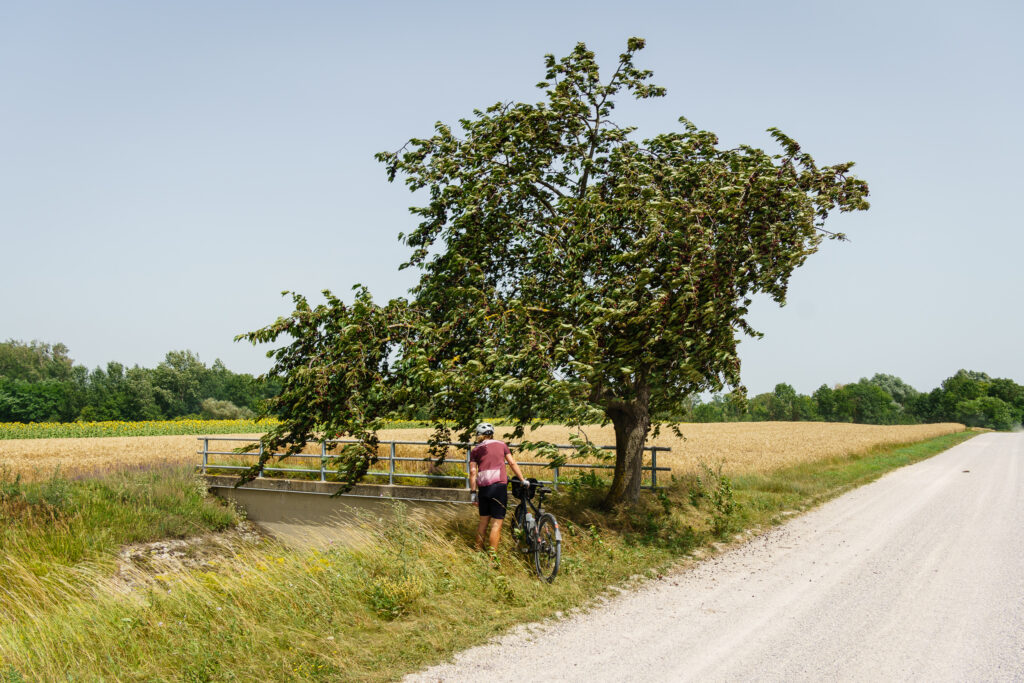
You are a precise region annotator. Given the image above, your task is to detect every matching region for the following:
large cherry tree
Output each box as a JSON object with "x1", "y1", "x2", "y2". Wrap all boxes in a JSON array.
[{"x1": 240, "y1": 38, "x2": 869, "y2": 505}]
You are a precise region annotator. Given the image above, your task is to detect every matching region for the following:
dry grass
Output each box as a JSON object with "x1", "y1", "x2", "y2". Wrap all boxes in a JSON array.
[
  {"x1": 652, "y1": 422, "x2": 964, "y2": 473},
  {"x1": 0, "y1": 422, "x2": 964, "y2": 483}
]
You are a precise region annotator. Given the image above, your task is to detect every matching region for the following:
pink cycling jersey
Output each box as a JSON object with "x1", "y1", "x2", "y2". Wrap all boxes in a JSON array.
[{"x1": 471, "y1": 439, "x2": 510, "y2": 487}]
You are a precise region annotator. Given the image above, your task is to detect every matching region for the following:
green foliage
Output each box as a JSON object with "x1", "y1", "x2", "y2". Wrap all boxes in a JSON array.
[
  {"x1": 767, "y1": 383, "x2": 798, "y2": 420},
  {"x1": 936, "y1": 369, "x2": 988, "y2": 419},
  {"x1": 793, "y1": 395, "x2": 820, "y2": 421},
  {"x1": 564, "y1": 469, "x2": 608, "y2": 493},
  {"x1": 694, "y1": 461, "x2": 738, "y2": 537},
  {"x1": 685, "y1": 370, "x2": 1024, "y2": 430},
  {"x1": 764, "y1": 383, "x2": 817, "y2": 421},
  {"x1": 915, "y1": 370, "x2": 1022, "y2": 429},
  {"x1": 0, "y1": 378, "x2": 76, "y2": 422},
  {"x1": 987, "y1": 378, "x2": 1024, "y2": 413},
  {"x1": 832, "y1": 380, "x2": 902, "y2": 424},
  {"x1": 241, "y1": 38, "x2": 869, "y2": 503},
  {"x1": 812, "y1": 384, "x2": 836, "y2": 421},
  {"x1": 691, "y1": 391, "x2": 747, "y2": 422},
  {"x1": 955, "y1": 396, "x2": 1015, "y2": 430},
  {"x1": 0, "y1": 340, "x2": 74, "y2": 383},
  {"x1": 152, "y1": 351, "x2": 206, "y2": 417},
  {"x1": 866, "y1": 373, "x2": 920, "y2": 407},
  {"x1": 0, "y1": 341, "x2": 278, "y2": 423},
  {"x1": 79, "y1": 362, "x2": 161, "y2": 421},
  {"x1": 200, "y1": 398, "x2": 255, "y2": 420}
]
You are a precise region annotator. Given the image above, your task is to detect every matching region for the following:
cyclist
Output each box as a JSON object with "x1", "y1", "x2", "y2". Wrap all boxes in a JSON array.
[{"x1": 469, "y1": 422, "x2": 528, "y2": 553}]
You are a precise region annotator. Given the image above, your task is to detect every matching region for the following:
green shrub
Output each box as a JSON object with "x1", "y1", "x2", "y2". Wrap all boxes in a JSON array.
[
  {"x1": 199, "y1": 398, "x2": 255, "y2": 420},
  {"x1": 563, "y1": 470, "x2": 607, "y2": 493},
  {"x1": 367, "y1": 574, "x2": 426, "y2": 620},
  {"x1": 694, "y1": 460, "x2": 739, "y2": 537}
]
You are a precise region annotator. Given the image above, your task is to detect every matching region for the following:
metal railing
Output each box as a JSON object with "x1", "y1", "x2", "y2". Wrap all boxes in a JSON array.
[{"x1": 197, "y1": 437, "x2": 670, "y2": 491}]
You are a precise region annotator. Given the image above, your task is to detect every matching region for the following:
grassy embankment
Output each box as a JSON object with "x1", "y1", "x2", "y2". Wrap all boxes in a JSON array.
[{"x1": 0, "y1": 428, "x2": 975, "y2": 682}]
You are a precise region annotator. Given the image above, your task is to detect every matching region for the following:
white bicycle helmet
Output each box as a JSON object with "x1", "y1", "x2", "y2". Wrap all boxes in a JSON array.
[{"x1": 475, "y1": 422, "x2": 495, "y2": 436}]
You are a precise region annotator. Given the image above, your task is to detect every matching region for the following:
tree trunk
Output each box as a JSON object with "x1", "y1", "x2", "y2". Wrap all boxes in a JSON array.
[{"x1": 603, "y1": 382, "x2": 651, "y2": 506}]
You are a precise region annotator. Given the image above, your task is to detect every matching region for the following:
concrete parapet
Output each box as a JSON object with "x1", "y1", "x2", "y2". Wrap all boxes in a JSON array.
[
  {"x1": 203, "y1": 475, "x2": 475, "y2": 548},
  {"x1": 203, "y1": 474, "x2": 472, "y2": 503}
]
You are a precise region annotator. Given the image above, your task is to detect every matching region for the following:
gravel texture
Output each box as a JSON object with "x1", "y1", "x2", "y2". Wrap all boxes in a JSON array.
[{"x1": 407, "y1": 432, "x2": 1024, "y2": 682}]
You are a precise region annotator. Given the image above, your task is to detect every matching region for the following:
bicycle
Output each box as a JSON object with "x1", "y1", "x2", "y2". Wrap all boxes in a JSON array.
[{"x1": 509, "y1": 477, "x2": 562, "y2": 582}]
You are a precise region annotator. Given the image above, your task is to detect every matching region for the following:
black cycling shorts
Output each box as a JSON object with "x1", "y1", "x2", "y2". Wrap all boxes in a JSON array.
[{"x1": 477, "y1": 482, "x2": 508, "y2": 519}]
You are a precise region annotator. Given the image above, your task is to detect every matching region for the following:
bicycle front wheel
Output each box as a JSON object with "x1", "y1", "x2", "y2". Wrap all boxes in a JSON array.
[{"x1": 533, "y1": 513, "x2": 562, "y2": 582}]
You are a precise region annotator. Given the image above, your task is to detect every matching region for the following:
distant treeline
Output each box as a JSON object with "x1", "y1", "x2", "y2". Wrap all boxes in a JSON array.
[
  {"x1": 679, "y1": 371, "x2": 1023, "y2": 430},
  {"x1": 0, "y1": 340, "x2": 280, "y2": 422},
  {"x1": 3, "y1": 340, "x2": 1021, "y2": 431}
]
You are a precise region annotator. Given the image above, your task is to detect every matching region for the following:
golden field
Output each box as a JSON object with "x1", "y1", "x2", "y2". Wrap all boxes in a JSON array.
[
  {"x1": 0, "y1": 422, "x2": 964, "y2": 483},
  {"x1": 0, "y1": 434, "x2": 263, "y2": 482},
  {"x1": 375, "y1": 422, "x2": 966, "y2": 475}
]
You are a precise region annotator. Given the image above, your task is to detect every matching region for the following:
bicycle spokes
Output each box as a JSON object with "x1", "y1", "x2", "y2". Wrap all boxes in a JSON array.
[{"x1": 533, "y1": 513, "x2": 561, "y2": 582}]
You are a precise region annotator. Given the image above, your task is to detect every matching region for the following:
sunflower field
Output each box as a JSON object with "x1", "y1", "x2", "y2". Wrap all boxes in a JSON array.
[{"x1": 0, "y1": 419, "x2": 280, "y2": 440}]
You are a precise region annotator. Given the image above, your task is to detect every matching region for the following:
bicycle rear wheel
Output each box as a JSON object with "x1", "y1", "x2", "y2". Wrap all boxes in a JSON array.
[
  {"x1": 512, "y1": 501, "x2": 530, "y2": 553},
  {"x1": 533, "y1": 513, "x2": 561, "y2": 582}
]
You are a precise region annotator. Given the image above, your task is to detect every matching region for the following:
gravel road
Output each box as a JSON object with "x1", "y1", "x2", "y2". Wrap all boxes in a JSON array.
[{"x1": 407, "y1": 432, "x2": 1024, "y2": 682}]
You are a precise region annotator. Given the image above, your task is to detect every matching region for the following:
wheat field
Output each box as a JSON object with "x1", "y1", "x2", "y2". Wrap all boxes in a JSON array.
[
  {"x1": 0, "y1": 434, "x2": 249, "y2": 482},
  {"x1": 0, "y1": 422, "x2": 964, "y2": 483},
  {"x1": 375, "y1": 422, "x2": 966, "y2": 475}
]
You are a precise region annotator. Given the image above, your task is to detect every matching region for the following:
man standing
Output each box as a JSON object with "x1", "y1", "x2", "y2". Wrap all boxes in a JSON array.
[{"x1": 469, "y1": 422, "x2": 527, "y2": 552}]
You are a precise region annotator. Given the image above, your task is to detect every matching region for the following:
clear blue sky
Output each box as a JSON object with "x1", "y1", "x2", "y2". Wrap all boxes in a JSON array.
[{"x1": 1, "y1": 0, "x2": 1021, "y2": 395}]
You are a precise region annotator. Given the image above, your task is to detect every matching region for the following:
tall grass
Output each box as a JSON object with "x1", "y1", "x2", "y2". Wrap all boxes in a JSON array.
[
  {"x1": 0, "y1": 465, "x2": 239, "y2": 583},
  {"x1": 0, "y1": 492, "x2": 678, "y2": 682},
  {"x1": 0, "y1": 430, "x2": 975, "y2": 681}
]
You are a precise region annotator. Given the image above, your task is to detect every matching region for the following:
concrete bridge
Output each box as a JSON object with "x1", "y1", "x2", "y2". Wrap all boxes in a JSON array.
[
  {"x1": 204, "y1": 475, "x2": 475, "y2": 547},
  {"x1": 200, "y1": 436, "x2": 668, "y2": 546}
]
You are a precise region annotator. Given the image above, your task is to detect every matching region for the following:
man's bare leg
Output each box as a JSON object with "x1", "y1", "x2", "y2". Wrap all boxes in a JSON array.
[
  {"x1": 488, "y1": 519, "x2": 504, "y2": 551},
  {"x1": 475, "y1": 516, "x2": 491, "y2": 550}
]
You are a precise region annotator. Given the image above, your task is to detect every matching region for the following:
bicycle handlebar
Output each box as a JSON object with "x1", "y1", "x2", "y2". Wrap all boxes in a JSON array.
[{"x1": 511, "y1": 482, "x2": 553, "y2": 499}]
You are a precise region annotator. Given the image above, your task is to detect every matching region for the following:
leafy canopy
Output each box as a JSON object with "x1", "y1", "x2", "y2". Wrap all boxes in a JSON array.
[{"x1": 239, "y1": 39, "x2": 869, "y2": 494}]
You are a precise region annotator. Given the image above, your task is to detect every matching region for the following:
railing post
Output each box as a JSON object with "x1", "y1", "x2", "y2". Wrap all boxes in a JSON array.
[
  {"x1": 257, "y1": 443, "x2": 264, "y2": 478},
  {"x1": 202, "y1": 438, "x2": 208, "y2": 474},
  {"x1": 651, "y1": 447, "x2": 658, "y2": 489},
  {"x1": 553, "y1": 465, "x2": 559, "y2": 491},
  {"x1": 465, "y1": 446, "x2": 472, "y2": 489},
  {"x1": 389, "y1": 442, "x2": 396, "y2": 486},
  {"x1": 320, "y1": 441, "x2": 327, "y2": 482}
]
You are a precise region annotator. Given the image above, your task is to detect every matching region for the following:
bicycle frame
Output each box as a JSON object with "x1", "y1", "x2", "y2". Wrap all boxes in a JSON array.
[
  {"x1": 510, "y1": 478, "x2": 563, "y2": 582},
  {"x1": 517, "y1": 488, "x2": 546, "y2": 537}
]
